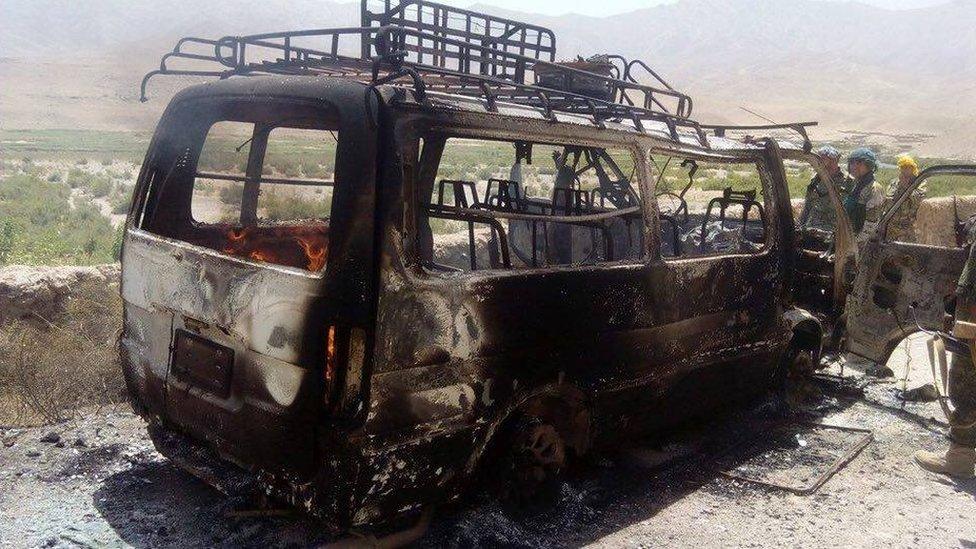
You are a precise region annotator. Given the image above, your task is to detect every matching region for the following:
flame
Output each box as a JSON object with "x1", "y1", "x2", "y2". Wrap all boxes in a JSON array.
[
  {"x1": 227, "y1": 227, "x2": 249, "y2": 242},
  {"x1": 324, "y1": 325, "x2": 337, "y2": 385},
  {"x1": 213, "y1": 224, "x2": 328, "y2": 272},
  {"x1": 297, "y1": 237, "x2": 327, "y2": 272},
  {"x1": 224, "y1": 227, "x2": 250, "y2": 254}
]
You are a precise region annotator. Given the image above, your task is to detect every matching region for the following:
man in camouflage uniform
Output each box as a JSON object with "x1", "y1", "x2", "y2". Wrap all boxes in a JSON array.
[
  {"x1": 884, "y1": 155, "x2": 927, "y2": 243},
  {"x1": 915, "y1": 232, "x2": 976, "y2": 478},
  {"x1": 798, "y1": 145, "x2": 852, "y2": 231},
  {"x1": 844, "y1": 148, "x2": 885, "y2": 239}
]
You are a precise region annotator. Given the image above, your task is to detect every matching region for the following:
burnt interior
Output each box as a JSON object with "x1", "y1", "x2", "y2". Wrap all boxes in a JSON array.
[
  {"x1": 417, "y1": 137, "x2": 645, "y2": 271},
  {"x1": 136, "y1": 99, "x2": 338, "y2": 272},
  {"x1": 416, "y1": 137, "x2": 770, "y2": 272},
  {"x1": 179, "y1": 223, "x2": 330, "y2": 272}
]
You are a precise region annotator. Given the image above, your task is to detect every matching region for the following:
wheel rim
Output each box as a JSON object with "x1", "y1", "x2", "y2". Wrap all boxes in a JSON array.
[{"x1": 502, "y1": 419, "x2": 566, "y2": 503}]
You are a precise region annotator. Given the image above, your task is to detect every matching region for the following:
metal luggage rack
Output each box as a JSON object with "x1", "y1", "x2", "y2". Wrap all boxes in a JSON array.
[{"x1": 140, "y1": 0, "x2": 816, "y2": 151}]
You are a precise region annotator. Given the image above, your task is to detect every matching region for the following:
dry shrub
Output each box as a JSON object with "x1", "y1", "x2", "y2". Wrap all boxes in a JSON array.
[{"x1": 0, "y1": 280, "x2": 124, "y2": 426}]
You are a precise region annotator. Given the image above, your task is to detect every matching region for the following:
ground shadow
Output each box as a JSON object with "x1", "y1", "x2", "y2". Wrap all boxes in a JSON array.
[
  {"x1": 420, "y1": 396, "x2": 860, "y2": 548},
  {"x1": 91, "y1": 382, "x2": 883, "y2": 548},
  {"x1": 93, "y1": 459, "x2": 330, "y2": 548}
]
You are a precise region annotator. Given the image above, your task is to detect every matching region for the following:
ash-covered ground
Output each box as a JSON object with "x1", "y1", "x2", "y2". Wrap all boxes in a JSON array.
[{"x1": 2, "y1": 337, "x2": 975, "y2": 548}]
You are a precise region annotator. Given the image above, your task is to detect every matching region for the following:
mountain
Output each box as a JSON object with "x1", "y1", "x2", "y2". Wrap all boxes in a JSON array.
[{"x1": 1, "y1": 0, "x2": 975, "y2": 158}]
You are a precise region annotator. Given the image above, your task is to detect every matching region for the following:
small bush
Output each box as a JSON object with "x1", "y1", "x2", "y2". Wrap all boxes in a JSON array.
[
  {"x1": 0, "y1": 222, "x2": 14, "y2": 265},
  {"x1": 0, "y1": 280, "x2": 124, "y2": 425},
  {"x1": 67, "y1": 167, "x2": 92, "y2": 189},
  {"x1": 110, "y1": 192, "x2": 131, "y2": 214},
  {"x1": 261, "y1": 193, "x2": 330, "y2": 221},
  {"x1": 87, "y1": 176, "x2": 113, "y2": 198},
  {"x1": 219, "y1": 185, "x2": 245, "y2": 205},
  {"x1": 112, "y1": 224, "x2": 125, "y2": 261}
]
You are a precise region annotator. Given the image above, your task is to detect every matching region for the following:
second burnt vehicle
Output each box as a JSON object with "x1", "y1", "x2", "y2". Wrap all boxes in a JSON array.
[{"x1": 121, "y1": 0, "x2": 839, "y2": 530}]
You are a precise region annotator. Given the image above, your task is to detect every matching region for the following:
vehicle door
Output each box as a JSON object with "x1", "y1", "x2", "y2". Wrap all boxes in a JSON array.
[
  {"x1": 846, "y1": 166, "x2": 976, "y2": 363},
  {"x1": 780, "y1": 148, "x2": 856, "y2": 324},
  {"x1": 644, "y1": 140, "x2": 795, "y2": 420},
  {"x1": 122, "y1": 85, "x2": 379, "y2": 476}
]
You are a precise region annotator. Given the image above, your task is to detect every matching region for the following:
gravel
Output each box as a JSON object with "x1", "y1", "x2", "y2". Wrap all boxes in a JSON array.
[{"x1": 1, "y1": 338, "x2": 974, "y2": 548}]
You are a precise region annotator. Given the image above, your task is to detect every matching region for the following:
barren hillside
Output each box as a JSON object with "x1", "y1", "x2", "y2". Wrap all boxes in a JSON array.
[{"x1": 1, "y1": 0, "x2": 975, "y2": 158}]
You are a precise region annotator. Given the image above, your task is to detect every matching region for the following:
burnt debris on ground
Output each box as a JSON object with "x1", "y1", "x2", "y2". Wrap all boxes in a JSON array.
[{"x1": 3, "y1": 352, "x2": 975, "y2": 548}]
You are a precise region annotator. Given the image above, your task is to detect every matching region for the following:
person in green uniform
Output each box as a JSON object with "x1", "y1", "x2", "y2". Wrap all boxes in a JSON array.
[
  {"x1": 798, "y1": 145, "x2": 852, "y2": 231},
  {"x1": 844, "y1": 148, "x2": 885, "y2": 237},
  {"x1": 915, "y1": 230, "x2": 976, "y2": 478},
  {"x1": 884, "y1": 155, "x2": 927, "y2": 243}
]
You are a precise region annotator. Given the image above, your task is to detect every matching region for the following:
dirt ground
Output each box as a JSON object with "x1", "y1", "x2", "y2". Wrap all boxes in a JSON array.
[{"x1": 1, "y1": 336, "x2": 975, "y2": 548}]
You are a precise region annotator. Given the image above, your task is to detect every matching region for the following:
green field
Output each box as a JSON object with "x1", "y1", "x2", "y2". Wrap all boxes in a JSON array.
[
  {"x1": 1, "y1": 129, "x2": 974, "y2": 267},
  {"x1": 0, "y1": 172, "x2": 120, "y2": 266},
  {"x1": 1, "y1": 129, "x2": 153, "y2": 165}
]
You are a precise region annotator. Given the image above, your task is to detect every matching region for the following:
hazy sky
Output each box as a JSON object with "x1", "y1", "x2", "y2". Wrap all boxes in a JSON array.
[{"x1": 434, "y1": 0, "x2": 954, "y2": 17}]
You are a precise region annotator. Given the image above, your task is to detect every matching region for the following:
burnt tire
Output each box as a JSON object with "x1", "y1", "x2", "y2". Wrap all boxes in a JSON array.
[
  {"x1": 489, "y1": 415, "x2": 567, "y2": 508},
  {"x1": 779, "y1": 347, "x2": 819, "y2": 409}
]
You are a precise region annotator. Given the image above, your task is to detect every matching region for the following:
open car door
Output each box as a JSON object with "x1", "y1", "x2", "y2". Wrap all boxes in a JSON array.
[
  {"x1": 781, "y1": 148, "x2": 856, "y2": 327},
  {"x1": 846, "y1": 165, "x2": 976, "y2": 364}
]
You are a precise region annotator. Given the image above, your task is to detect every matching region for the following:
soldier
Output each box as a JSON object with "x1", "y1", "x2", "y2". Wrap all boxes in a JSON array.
[
  {"x1": 884, "y1": 155, "x2": 927, "y2": 243},
  {"x1": 798, "y1": 145, "x2": 852, "y2": 232},
  {"x1": 844, "y1": 148, "x2": 885, "y2": 237},
  {"x1": 915, "y1": 232, "x2": 976, "y2": 478}
]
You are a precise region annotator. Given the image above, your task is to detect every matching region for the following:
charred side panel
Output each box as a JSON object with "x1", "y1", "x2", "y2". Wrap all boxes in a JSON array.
[
  {"x1": 351, "y1": 127, "x2": 795, "y2": 525},
  {"x1": 847, "y1": 240, "x2": 967, "y2": 363}
]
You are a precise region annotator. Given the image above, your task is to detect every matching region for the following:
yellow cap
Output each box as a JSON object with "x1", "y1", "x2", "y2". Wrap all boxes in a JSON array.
[{"x1": 897, "y1": 155, "x2": 920, "y2": 176}]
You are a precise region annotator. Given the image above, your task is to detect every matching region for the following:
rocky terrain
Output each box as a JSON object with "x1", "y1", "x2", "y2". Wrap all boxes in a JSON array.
[
  {"x1": 2, "y1": 338, "x2": 975, "y2": 548},
  {"x1": 0, "y1": 264, "x2": 120, "y2": 324}
]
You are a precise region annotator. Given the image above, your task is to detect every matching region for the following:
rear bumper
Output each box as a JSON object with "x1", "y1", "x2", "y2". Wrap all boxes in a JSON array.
[
  {"x1": 142, "y1": 415, "x2": 482, "y2": 530},
  {"x1": 147, "y1": 422, "x2": 258, "y2": 498},
  {"x1": 145, "y1": 420, "x2": 358, "y2": 531}
]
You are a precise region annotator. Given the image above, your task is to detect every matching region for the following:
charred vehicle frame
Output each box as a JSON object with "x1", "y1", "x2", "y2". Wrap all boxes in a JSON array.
[{"x1": 122, "y1": 0, "x2": 854, "y2": 530}]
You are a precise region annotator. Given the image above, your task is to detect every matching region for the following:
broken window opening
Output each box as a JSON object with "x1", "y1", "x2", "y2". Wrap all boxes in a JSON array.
[
  {"x1": 652, "y1": 152, "x2": 769, "y2": 259},
  {"x1": 418, "y1": 137, "x2": 645, "y2": 272},
  {"x1": 142, "y1": 101, "x2": 339, "y2": 273}
]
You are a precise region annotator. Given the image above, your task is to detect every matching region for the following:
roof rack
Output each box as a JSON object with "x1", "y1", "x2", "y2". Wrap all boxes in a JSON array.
[{"x1": 140, "y1": 0, "x2": 815, "y2": 151}]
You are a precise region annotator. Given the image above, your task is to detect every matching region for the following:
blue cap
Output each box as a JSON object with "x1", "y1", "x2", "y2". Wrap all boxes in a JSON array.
[
  {"x1": 848, "y1": 147, "x2": 878, "y2": 170},
  {"x1": 816, "y1": 145, "x2": 841, "y2": 160}
]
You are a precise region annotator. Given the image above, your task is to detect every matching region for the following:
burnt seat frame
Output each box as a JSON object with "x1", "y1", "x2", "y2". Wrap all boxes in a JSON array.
[
  {"x1": 426, "y1": 138, "x2": 642, "y2": 271},
  {"x1": 698, "y1": 187, "x2": 769, "y2": 252},
  {"x1": 430, "y1": 177, "x2": 619, "y2": 270}
]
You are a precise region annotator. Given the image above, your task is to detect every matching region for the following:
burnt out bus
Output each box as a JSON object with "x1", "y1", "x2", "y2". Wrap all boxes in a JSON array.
[{"x1": 121, "y1": 0, "x2": 831, "y2": 529}]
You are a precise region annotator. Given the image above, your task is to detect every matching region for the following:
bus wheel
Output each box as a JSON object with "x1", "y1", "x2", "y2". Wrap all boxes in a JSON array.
[{"x1": 494, "y1": 415, "x2": 566, "y2": 506}]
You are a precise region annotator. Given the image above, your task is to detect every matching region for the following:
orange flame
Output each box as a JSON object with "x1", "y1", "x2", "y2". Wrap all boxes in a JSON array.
[
  {"x1": 214, "y1": 225, "x2": 327, "y2": 272},
  {"x1": 324, "y1": 325, "x2": 337, "y2": 385},
  {"x1": 227, "y1": 227, "x2": 249, "y2": 242},
  {"x1": 224, "y1": 227, "x2": 250, "y2": 254},
  {"x1": 297, "y1": 237, "x2": 327, "y2": 272}
]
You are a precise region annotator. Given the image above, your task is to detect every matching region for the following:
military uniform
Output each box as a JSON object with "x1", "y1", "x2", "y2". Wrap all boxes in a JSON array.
[
  {"x1": 844, "y1": 172, "x2": 884, "y2": 237},
  {"x1": 798, "y1": 171, "x2": 851, "y2": 231},
  {"x1": 915, "y1": 228, "x2": 976, "y2": 477},
  {"x1": 948, "y1": 242, "x2": 976, "y2": 448},
  {"x1": 884, "y1": 178, "x2": 927, "y2": 243}
]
